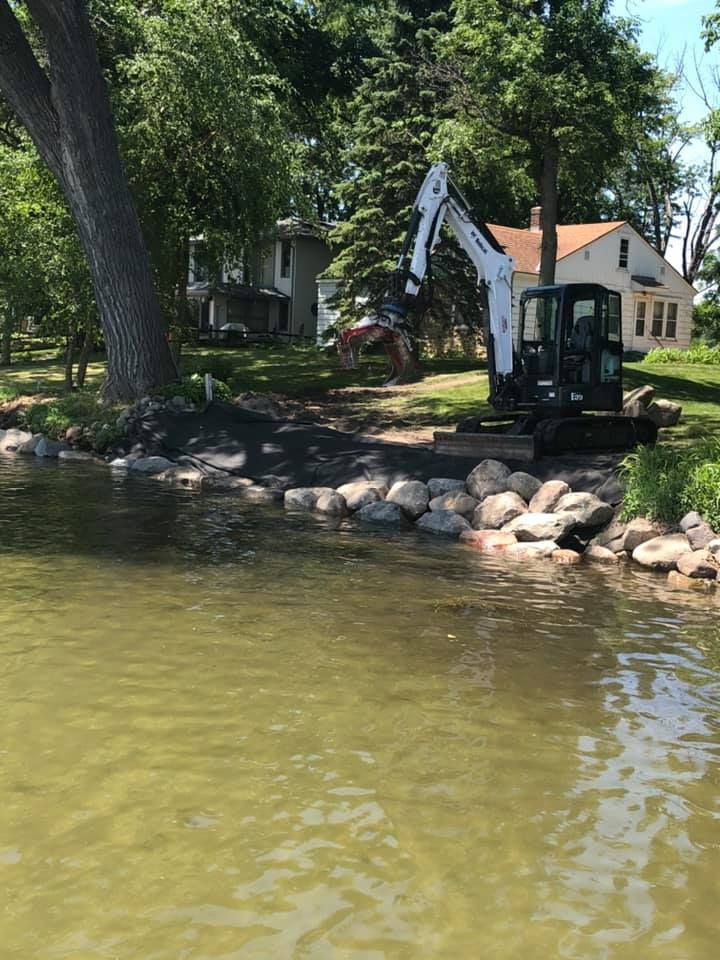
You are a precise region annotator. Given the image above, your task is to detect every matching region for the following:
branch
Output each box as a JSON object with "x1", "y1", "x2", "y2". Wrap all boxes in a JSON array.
[{"x1": 0, "y1": 0, "x2": 62, "y2": 177}]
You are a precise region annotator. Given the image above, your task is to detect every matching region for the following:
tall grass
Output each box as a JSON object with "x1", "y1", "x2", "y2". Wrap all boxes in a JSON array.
[
  {"x1": 620, "y1": 439, "x2": 720, "y2": 529},
  {"x1": 642, "y1": 344, "x2": 720, "y2": 365}
]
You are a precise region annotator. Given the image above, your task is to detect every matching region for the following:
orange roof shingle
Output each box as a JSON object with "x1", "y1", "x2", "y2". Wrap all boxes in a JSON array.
[{"x1": 486, "y1": 221, "x2": 624, "y2": 275}]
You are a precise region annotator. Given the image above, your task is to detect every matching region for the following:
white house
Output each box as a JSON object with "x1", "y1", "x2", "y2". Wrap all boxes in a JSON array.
[
  {"x1": 318, "y1": 210, "x2": 696, "y2": 352},
  {"x1": 187, "y1": 219, "x2": 333, "y2": 342},
  {"x1": 490, "y1": 209, "x2": 696, "y2": 352}
]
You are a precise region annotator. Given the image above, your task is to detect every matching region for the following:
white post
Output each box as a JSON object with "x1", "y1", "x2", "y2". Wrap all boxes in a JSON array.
[{"x1": 204, "y1": 373, "x2": 214, "y2": 403}]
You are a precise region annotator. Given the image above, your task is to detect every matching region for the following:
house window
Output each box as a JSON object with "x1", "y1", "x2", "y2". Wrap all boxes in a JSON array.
[
  {"x1": 280, "y1": 240, "x2": 292, "y2": 279},
  {"x1": 651, "y1": 300, "x2": 664, "y2": 337},
  {"x1": 607, "y1": 292, "x2": 621, "y2": 342},
  {"x1": 635, "y1": 301, "x2": 646, "y2": 337},
  {"x1": 619, "y1": 238, "x2": 629, "y2": 269},
  {"x1": 665, "y1": 302, "x2": 678, "y2": 339}
]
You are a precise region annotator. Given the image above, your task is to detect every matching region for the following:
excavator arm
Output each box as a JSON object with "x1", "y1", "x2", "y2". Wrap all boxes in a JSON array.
[{"x1": 337, "y1": 163, "x2": 515, "y2": 389}]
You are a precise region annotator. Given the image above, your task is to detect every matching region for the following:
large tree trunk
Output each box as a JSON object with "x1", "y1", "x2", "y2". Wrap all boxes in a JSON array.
[
  {"x1": 538, "y1": 135, "x2": 560, "y2": 286},
  {"x1": 76, "y1": 319, "x2": 95, "y2": 389},
  {"x1": 0, "y1": 0, "x2": 178, "y2": 402}
]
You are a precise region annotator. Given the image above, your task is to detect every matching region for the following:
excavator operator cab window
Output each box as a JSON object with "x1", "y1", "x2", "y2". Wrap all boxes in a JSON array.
[
  {"x1": 519, "y1": 293, "x2": 559, "y2": 377},
  {"x1": 562, "y1": 297, "x2": 597, "y2": 385}
]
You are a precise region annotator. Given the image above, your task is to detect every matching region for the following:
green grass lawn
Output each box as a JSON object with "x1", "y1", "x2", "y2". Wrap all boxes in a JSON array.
[{"x1": 1, "y1": 345, "x2": 718, "y2": 443}]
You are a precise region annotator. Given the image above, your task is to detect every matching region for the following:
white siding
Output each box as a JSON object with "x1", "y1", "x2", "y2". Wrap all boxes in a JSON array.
[{"x1": 316, "y1": 279, "x2": 341, "y2": 344}]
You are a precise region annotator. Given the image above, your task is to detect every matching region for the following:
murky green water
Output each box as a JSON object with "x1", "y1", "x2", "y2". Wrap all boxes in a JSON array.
[{"x1": 2, "y1": 458, "x2": 720, "y2": 959}]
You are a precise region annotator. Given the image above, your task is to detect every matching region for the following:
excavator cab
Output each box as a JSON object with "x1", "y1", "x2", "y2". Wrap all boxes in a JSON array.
[{"x1": 516, "y1": 283, "x2": 623, "y2": 414}]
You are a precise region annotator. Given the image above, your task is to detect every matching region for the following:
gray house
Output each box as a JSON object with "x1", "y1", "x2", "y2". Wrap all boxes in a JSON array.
[{"x1": 187, "y1": 218, "x2": 333, "y2": 342}]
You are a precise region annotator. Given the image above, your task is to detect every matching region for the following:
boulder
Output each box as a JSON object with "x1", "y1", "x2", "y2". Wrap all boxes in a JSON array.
[
  {"x1": 507, "y1": 471, "x2": 542, "y2": 502},
  {"x1": 646, "y1": 399, "x2": 682, "y2": 428},
  {"x1": 554, "y1": 492, "x2": 614, "y2": 528},
  {"x1": 35, "y1": 436, "x2": 68, "y2": 458},
  {"x1": 679, "y1": 511, "x2": 704, "y2": 532},
  {"x1": 109, "y1": 457, "x2": 132, "y2": 470},
  {"x1": 708, "y1": 539, "x2": 720, "y2": 559},
  {"x1": 687, "y1": 522, "x2": 717, "y2": 551},
  {"x1": 65, "y1": 425, "x2": 84, "y2": 444},
  {"x1": 315, "y1": 490, "x2": 347, "y2": 515},
  {"x1": 202, "y1": 475, "x2": 255, "y2": 493},
  {"x1": 459, "y1": 529, "x2": 517, "y2": 552},
  {"x1": 676, "y1": 550, "x2": 719, "y2": 580},
  {"x1": 504, "y1": 511, "x2": 577, "y2": 543},
  {"x1": 632, "y1": 533, "x2": 691, "y2": 571},
  {"x1": 429, "y1": 490, "x2": 478, "y2": 520},
  {"x1": 58, "y1": 450, "x2": 94, "y2": 463},
  {"x1": 469, "y1": 478, "x2": 509, "y2": 502},
  {"x1": 552, "y1": 549, "x2": 583, "y2": 565},
  {"x1": 156, "y1": 465, "x2": 205, "y2": 489},
  {"x1": 622, "y1": 517, "x2": 666, "y2": 553},
  {"x1": 528, "y1": 479, "x2": 571, "y2": 513},
  {"x1": 505, "y1": 540, "x2": 559, "y2": 560},
  {"x1": 584, "y1": 544, "x2": 620, "y2": 564},
  {"x1": 427, "y1": 477, "x2": 466, "y2": 499},
  {"x1": 128, "y1": 455, "x2": 175, "y2": 475},
  {"x1": 240, "y1": 485, "x2": 283, "y2": 505},
  {"x1": 0, "y1": 428, "x2": 33, "y2": 453},
  {"x1": 336, "y1": 481, "x2": 388, "y2": 512},
  {"x1": 416, "y1": 510, "x2": 471, "y2": 538},
  {"x1": 667, "y1": 570, "x2": 717, "y2": 594},
  {"x1": 623, "y1": 384, "x2": 655, "y2": 409},
  {"x1": 473, "y1": 491, "x2": 527, "y2": 530},
  {"x1": 15, "y1": 435, "x2": 42, "y2": 456},
  {"x1": 386, "y1": 480, "x2": 430, "y2": 520},
  {"x1": 466, "y1": 459, "x2": 511, "y2": 498},
  {"x1": 592, "y1": 518, "x2": 627, "y2": 551},
  {"x1": 284, "y1": 486, "x2": 335, "y2": 510},
  {"x1": 594, "y1": 474, "x2": 624, "y2": 506},
  {"x1": 356, "y1": 501, "x2": 404, "y2": 526}
]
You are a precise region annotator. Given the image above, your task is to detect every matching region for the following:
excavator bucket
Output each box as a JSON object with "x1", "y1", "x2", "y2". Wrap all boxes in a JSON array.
[{"x1": 433, "y1": 430, "x2": 538, "y2": 462}]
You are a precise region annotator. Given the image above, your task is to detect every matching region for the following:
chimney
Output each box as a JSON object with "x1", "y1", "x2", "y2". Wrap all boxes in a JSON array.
[{"x1": 529, "y1": 206, "x2": 542, "y2": 232}]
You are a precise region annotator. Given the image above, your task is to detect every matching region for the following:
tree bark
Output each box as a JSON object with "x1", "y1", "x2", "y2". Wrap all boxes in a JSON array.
[
  {"x1": 0, "y1": 0, "x2": 178, "y2": 402},
  {"x1": 76, "y1": 320, "x2": 95, "y2": 389},
  {"x1": 1, "y1": 308, "x2": 12, "y2": 367},
  {"x1": 538, "y1": 135, "x2": 560, "y2": 286}
]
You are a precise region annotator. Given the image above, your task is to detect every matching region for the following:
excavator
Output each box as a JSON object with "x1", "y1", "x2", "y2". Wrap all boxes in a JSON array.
[{"x1": 336, "y1": 163, "x2": 658, "y2": 460}]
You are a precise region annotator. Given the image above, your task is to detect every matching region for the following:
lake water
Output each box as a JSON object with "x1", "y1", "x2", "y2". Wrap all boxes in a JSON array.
[{"x1": 1, "y1": 458, "x2": 719, "y2": 959}]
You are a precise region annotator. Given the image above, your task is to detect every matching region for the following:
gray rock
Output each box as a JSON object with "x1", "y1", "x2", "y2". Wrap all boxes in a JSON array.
[
  {"x1": 504, "y1": 511, "x2": 577, "y2": 542},
  {"x1": 129, "y1": 455, "x2": 175, "y2": 475},
  {"x1": 592, "y1": 518, "x2": 627, "y2": 549},
  {"x1": 64, "y1": 425, "x2": 84, "y2": 444},
  {"x1": 15, "y1": 435, "x2": 42, "y2": 456},
  {"x1": 356, "y1": 501, "x2": 404, "y2": 526},
  {"x1": 632, "y1": 533, "x2": 691, "y2": 571},
  {"x1": 505, "y1": 539, "x2": 559, "y2": 559},
  {"x1": 428, "y1": 490, "x2": 478, "y2": 520},
  {"x1": 416, "y1": 510, "x2": 471, "y2": 538},
  {"x1": 284, "y1": 486, "x2": 335, "y2": 511},
  {"x1": 336, "y1": 481, "x2": 388, "y2": 512},
  {"x1": 584, "y1": 544, "x2": 621, "y2": 564},
  {"x1": 386, "y1": 480, "x2": 430, "y2": 520},
  {"x1": 202, "y1": 475, "x2": 255, "y2": 493},
  {"x1": 58, "y1": 450, "x2": 94, "y2": 462},
  {"x1": 157, "y1": 465, "x2": 205, "y2": 489},
  {"x1": 594, "y1": 474, "x2": 624, "y2": 506},
  {"x1": 427, "y1": 477, "x2": 466, "y2": 499},
  {"x1": 0, "y1": 428, "x2": 33, "y2": 453},
  {"x1": 554, "y1": 492, "x2": 614, "y2": 528},
  {"x1": 708, "y1": 539, "x2": 720, "y2": 559},
  {"x1": 622, "y1": 517, "x2": 666, "y2": 553},
  {"x1": 470, "y1": 478, "x2": 508, "y2": 502},
  {"x1": 109, "y1": 457, "x2": 132, "y2": 470},
  {"x1": 315, "y1": 490, "x2": 347, "y2": 515},
  {"x1": 239, "y1": 484, "x2": 284, "y2": 505},
  {"x1": 473, "y1": 491, "x2": 528, "y2": 530},
  {"x1": 528, "y1": 479, "x2": 571, "y2": 513},
  {"x1": 507, "y1": 471, "x2": 542, "y2": 502},
  {"x1": 34, "y1": 436, "x2": 68, "y2": 458},
  {"x1": 647, "y1": 399, "x2": 682, "y2": 428},
  {"x1": 687, "y1": 522, "x2": 717, "y2": 551},
  {"x1": 679, "y1": 511, "x2": 704, "y2": 532},
  {"x1": 466, "y1": 459, "x2": 511, "y2": 498},
  {"x1": 676, "y1": 550, "x2": 719, "y2": 580}
]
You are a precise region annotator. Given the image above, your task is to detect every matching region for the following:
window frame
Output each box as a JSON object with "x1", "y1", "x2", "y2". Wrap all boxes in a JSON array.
[
  {"x1": 618, "y1": 238, "x2": 629, "y2": 269},
  {"x1": 651, "y1": 300, "x2": 665, "y2": 338},
  {"x1": 665, "y1": 302, "x2": 678, "y2": 339},
  {"x1": 279, "y1": 240, "x2": 293, "y2": 280},
  {"x1": 634, "y1": 300, "x2": 646, "y2": 337}
]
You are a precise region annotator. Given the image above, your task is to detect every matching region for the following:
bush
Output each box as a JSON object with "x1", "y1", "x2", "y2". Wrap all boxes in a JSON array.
[
  {"x1": 21, "y1": 392, "x2": 106, "y2": 439},
  {"x1": 620, "y1": 439, "x2": 720, "y2": 528},
  {"x1": 181, "y1": 354, "x2": 237, "y2": 384},
  {"x1": 159, "y1": 373, "x2": 232, "y2": 405},
  {"x1": 642, "y1": 344, "x2": 720, "y2": 365}
]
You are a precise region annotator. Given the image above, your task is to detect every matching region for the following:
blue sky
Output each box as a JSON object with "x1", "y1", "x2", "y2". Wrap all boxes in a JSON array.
[{"x1": 614, "y1": 0, "x2": 715, "y2": 123}]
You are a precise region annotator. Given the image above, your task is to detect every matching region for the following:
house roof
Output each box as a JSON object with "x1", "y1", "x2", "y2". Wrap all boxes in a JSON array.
[
  {"x1": 487, "y1": 221, "x2": 624, "y2": 273},
  {"x1": 187, "y1": 281, "x2": 290, "y2": 302}
]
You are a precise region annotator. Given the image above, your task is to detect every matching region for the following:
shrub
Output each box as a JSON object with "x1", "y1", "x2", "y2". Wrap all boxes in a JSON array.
[
  {"x1": 181, "y1": 354, "x2": 236, "y2": 384},
  {"x1": 642, "y1": 344, "x2": 720, "y2": 365},
  {"x1": 620, "y1": 439, "x2": 720, "y2": 527},
  {"x1": 159, "y1": 373, "x2": 232, "y2": 405},
  {"x1": 21, "y1": 392, "x2": 107, "y2": 439}
]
